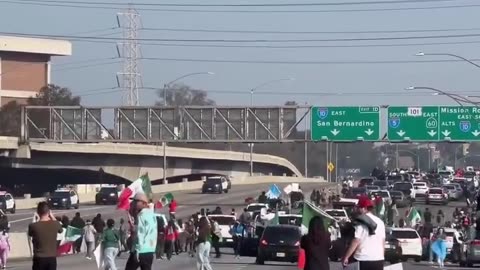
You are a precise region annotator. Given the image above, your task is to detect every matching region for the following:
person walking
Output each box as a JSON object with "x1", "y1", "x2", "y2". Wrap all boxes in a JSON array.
[
  {"x1": 230, "y1": 221, "x2": 245, "y2": 259},
  {"x1": 301, "y1": 216, "x2": 331, "y2": 270},
  {"x1": 28, "y1": 202, "x2": 63, "y2": 270},
  {"x1": 92, "y1": 214, "x2": 106, "y2": 244},
  {"x1": 196, "y1": 217, "x2": 213, "y2": 270},
  {"x1": 125, "y1": 193, "x2": 157, "y2": 270},
  {"x1": 184, "y1": 220, "x2": 196, "y2": 257},
  {"x1": 83, "y1": 220, "x2": 97, "y2": 260},
  {"x1": 211, "y1": 218, "x2": 222, "y2": 258},
  {"x1": 164, "y1": 219, "x2": 177, "y2": 260},
  {"x1": 342, "y1": 196, "x2": 386, "y2": 270},
  {"x1": 169, "y1": 198, "x2": 178, "y2": 219},
  {"x1": 155, "y1": 216, "x2": 166, "y2": 260},
  {"x1": 436, "y1": 210, "x2": 445, "y2": 226},
  {"x1": 117, "y1": 218, "x2": 128, "y2": 257},
  {"x1": 424, "y1": 208, "x2": 432, "y2": 224},
  {"x1": 431, "y1": 228, "x2": 447, "y2": 268},
  {"x1": 0, "y1": 230, "x2": 10, "y2": 269},
  {"x1": 70, "y1": 212, "x2": 85, "y2": 254},
  {"x1": 102, "y1": 219, "x2": 120, "y2": 270}
]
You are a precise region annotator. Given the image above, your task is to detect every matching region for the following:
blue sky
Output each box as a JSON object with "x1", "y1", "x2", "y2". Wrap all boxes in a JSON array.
[{"x1": 1, "y1": 0, "x2": 479, "y2": 107}]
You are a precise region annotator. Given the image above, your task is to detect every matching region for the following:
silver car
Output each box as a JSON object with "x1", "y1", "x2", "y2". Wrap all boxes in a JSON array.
[{"x1": 443, "y1": 184, "x2": 462, "y2": 200}]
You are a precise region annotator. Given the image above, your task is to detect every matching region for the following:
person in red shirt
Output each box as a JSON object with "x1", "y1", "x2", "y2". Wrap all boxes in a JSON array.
[
  {"x1": 164, "y1": 220, "x2": 177, "y2": 260},
  {"x1": 169, "y1": 199, "x2": 177, "y2": 219}
]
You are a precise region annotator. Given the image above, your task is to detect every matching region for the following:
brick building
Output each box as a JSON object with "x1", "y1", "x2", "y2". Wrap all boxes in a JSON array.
[{"x1": 0, "y1": 35, "x2": 72, "y2": 107}]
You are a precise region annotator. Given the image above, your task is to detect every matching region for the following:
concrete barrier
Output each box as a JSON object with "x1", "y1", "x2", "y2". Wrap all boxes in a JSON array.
[{"x1": 16, "y1": 176, "x2": 327, "y2": 210}]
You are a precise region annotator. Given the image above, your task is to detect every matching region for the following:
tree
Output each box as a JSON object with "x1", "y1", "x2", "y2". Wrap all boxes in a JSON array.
[
  {"x1": 0, "y1": 84, "x2": 80, "y2": 136},
  {"x1": 156, "y1": 84, "x2": 215, "y2": 106}
]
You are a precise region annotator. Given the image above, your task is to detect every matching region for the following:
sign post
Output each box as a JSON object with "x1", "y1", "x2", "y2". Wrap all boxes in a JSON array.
[{"x1": 311, "y1": 106, "x2": 380, "y2": 141}]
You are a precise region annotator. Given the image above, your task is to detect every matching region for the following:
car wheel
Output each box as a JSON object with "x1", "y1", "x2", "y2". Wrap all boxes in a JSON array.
[
  {"x1": 460, "y1": 261, "x2": 466, "y2": 267},
  {"x1": 218, "y1": 189, "x2": 223, "y2": 194},
  {"x1": 401, "y1": 257, "x2": 408, "y2": 262},
  {"x1": 467, "y1": 262, "x2": 474, "y2": 267},
  {"x1": 75, "y1": 202, "x2": 79, "y2": 209},
  {"x1": 256, "y1": 257, "x2": 265, "y2": 265},
  {"x1": 225, "y1": 189, "x2": 229, "y2": 193},
  {"x1": 414, "y1": 256, "x2": 421, "y2": 262}
]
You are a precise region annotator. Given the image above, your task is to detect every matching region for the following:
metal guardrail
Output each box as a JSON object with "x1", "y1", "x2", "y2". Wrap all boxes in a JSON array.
[{"x1": 22, "y1": 106, "x2": 311, "y2": 143}]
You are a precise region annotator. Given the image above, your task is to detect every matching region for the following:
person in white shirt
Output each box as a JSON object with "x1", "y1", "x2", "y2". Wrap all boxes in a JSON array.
[{"x1": 342, "y1": 196, "x2": 386, "y2": 270}]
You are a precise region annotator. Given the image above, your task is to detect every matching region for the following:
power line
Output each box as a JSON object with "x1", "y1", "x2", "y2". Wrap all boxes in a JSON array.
[
  {"x1": 53, "y1": 60, "x2": 122, "y2": 72},
  {"x1": 4, "y1": 31, "x2": 480, "y2": 43},
  {"x1": 3, "y1": 0, "x2": 465, "y2": 7},
  {"x1": 2, "y1": 0, "x2": 479, "y2": 13}
]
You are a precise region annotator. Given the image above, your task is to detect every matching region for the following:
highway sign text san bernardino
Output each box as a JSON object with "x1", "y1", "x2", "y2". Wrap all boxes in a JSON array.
[
  {"x1": 311, "y1": 106, "x2": 380, "y2": 141},
  {"x1": 387, "y1": 106, "x2": 439, "y2": 141}
]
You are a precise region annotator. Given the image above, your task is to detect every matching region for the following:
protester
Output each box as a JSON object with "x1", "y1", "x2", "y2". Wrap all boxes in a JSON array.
[
  {"x1": 0, "y1": 230, "x2": 10, "y2": 269},
  {"x1": 423, "y1": 208, "x2": 432, "y2": 224},
  {"x1": 342, "y1": 196, "x2": 386, "y2": 270},
  {"x1": 103, "y1": 219, "x2": 120, "y2": 270},
  {"x1": 92, "y1": 214, "x2": 106, "y2": 235},
  {"x1": 125, "y1": 193, "x2": 157, "y2": 270},
  {"x1": 0, "y1": 212, "x2": 8, "y2": 233},
  {"x1": 83, "y1": 220, "x2": 96, "y2": 260},
  {"x1": 165, "y1": 219, "x2": 177, "y2": 260},
  {"x1": 55, "y1": 217, "x2": 64, "y2": 248},
  {"x1": 169, "y1": 198, "x2": 178, "y2": 219},
  {"x1": 431, "y1": 228, "x2": 447, "y2": 268},
  {"x1": 211, "y1": 218, "x2": 222, "y2": 258},
  {"x1": 239, "y1": 208, "x2": 251, "y2": 224},
  {"x1": 184, "y1": 220, "x2": 196, "y2": 257},
  {"x1": 230, "y1": 221, "x2": 245, "y2": 259},
  {"x1": 118, "y1": 218, "x2": 128, "y2": 257},
  {"x1": 230, "y1": 208, "x2": 236, "y2": 216},
  {"x1": 437, "y1": 210, "x2": 445, "y2": 226},
  {"x1": 301, "y1": 216, "x2": 331, "y2": 270},
  {"x1": 70, "y1": 212, "x2": 85, "y2": 254},
  {"x1": 257, "y1": 191, "x2": 267, "y2": 204},
  {"x1": 28, "y1": 202, "x2": 63, "y2": 270},
  {"x1": 155, "y1": 216, "x2": 166, "y2": 260},
  {"x1": 196, "y1": 217, "x2": 213, "y2": 270}
]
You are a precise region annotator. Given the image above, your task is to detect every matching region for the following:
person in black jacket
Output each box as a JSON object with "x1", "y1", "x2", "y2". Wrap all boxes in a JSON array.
[
  {"x1": 301, "y1": 216, "x2": 331, "y2": 270},
  {"x1": 70, "y1": 212, "x2": 85, "y2": 254}
]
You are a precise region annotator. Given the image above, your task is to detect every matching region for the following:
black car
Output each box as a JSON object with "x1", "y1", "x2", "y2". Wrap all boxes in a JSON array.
[
  {"x1": 390, "y1": 191, "x2": 409, "y2": 208},
  {"x1": 348, "y1": 187, "x2": 368, "y2": 198},
  {"x1": 257, "y1": 225, "x2": 301, "y2": 265},
  {"x1": 95, "y1": 186, "x2": 119, "y2": 205},
  {"x1": 373, "y1": 180, "x2": 389, "y2": 190},
  {"x1": 385, "y1": 233, "x2": 403, "y2": 264},
  {"x1": 201, "y1": 176, "x2": 230, "y2": 194},
  {"x1": 47, "y1": 190, "x2": 79, "y2": 209},
  {"x1": 358, "y1": 177, "x2": 376, "y2": 187},
  {"x1": 392, "y1": 182, "x2": 415, "y2": 199}
]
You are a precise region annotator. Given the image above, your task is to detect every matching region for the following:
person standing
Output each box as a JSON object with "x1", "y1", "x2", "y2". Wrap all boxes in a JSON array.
[
  {"x1": 301, "y1": 216, "x2": 331, "y2": 270},
  {"x1": 436, "y1": 210, "x2": 445, "y2": 226},
  {"x1": 125, "y1": 193, "x2": 157, "y2": 270},
  {"x1": 230, "y1": 221, "x2": 245, "y2": 259},
  {"x1": 103, "y1": 219, "x2": 120, "y2": 270},
  {"x1": 28, "y1": 202, "x2": 63, "y2": 270},
  {"x1": 184, "y1": 220, "x2": 196, "y2": 257},
  {"x1": 342, "y1": 196, "x2": 386, "y2": 270},
  {"x1": 196, "y1": 217, "x2": 213, "y2": 270},
  {"x1": 70, "y1": 212, "x2": 85, "y2": 254},
  {"x1": 211, "y1": 219, "x2": 222, "y2": 258},
  {"x1": 0, "y1": 230, "x2": 10, "y2": 269},
  {"x1": 257, "y1": 192, "x2": 267, "y2": 204},
  {"x1": 155, "y1": 216, "x2": 166, "y2": 260},
  {"x1": 169, "y1": 198, "x2": 177, "y2": 219},
  {"x1": 424, "y1": 208, "x2": 432, "y2": 224},
  {"x1": 118, "y1": 218, "x2": 128, "y2": 257},
  {"x1": 83, "y1": 220, "x2": 96, "y2": 260},
  {"x1": 164, "y1": 219, "x2": 177, "y2": 260}
]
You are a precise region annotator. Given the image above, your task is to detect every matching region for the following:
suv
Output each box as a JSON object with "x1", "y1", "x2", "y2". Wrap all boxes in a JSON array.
[
  {"x1": 202, "y1": 176, "x2": 231, "y2": 194},
  {"x1": 413, "y1": 182, "x2": 429, "y2": 198},
  {"x1": 426, "y1": 187, "x2": 448, "y2": 205},
  {"x1": 48, "y1": 189, "x2": 79, "y2": 209},
  {"x1": 257, "y1": 225, "x2": 301, "y2": 265},
  {"x1": 0, "y1": 192, "x2": 15, "y2": 214},
  {"x1": 95, "y1": 186, "x2": 120, "y2": 205},
  {"x1": 392, "y1": 182, "x2": 416, "y2": 200}
]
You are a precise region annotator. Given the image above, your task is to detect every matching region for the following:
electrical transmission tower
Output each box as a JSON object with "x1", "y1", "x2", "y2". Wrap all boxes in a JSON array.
[{"x1": 117, "y1": 6, "x2": 142, "y2": 106}]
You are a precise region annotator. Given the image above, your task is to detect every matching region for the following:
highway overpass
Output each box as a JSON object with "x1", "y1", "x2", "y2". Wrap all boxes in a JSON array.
[{"x1": 0, "y1": 136, "x2": 301, "y2": 183}]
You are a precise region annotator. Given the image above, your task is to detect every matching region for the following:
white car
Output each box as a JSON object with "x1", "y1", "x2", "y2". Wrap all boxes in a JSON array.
[
  {"x1": 442, "y1": 228, "x2": 463, "y2": 255},
  {"x1": 0, "y1": 192, "x2": 15, "y2": 214},
  {"x1": 325, "y1": 209, "x2": 350, "y2": 223},
  {"x1": 438, "y1": 170, "x2": 454, "y2": 183},
  {"x1": 413, "y1": 182, "x2": 429, "y2": 197},
  {"x1": 277, "y1": 213, "x2": 308, "y2": 234},
  {"x1": 388, "y1": 227, "x2": 422, "y2": 262},
  {"x1": 208, "y1": 214, "x2": 236, "y2": 245}
]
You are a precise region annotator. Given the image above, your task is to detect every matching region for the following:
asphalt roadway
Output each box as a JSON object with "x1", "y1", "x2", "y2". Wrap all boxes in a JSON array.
[{"x1": 9, "y1": 182, "x2": 331, "y2": 233}]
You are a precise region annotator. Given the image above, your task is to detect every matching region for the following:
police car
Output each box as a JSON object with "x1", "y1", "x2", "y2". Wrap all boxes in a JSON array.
[
  {"x1": 47, "y1": 188, "x2": 80, "y2": 209},
  {"x1": 0, "y1": 192, "x2": 15, "y2": 214}
]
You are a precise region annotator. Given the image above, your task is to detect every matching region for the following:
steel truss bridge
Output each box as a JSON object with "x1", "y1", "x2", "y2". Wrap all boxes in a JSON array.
[{"x1": 21, "y1": 106, "x2": 313, "y2": 143}]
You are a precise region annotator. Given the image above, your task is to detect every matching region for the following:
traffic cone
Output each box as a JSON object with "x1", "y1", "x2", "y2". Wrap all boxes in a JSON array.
[{"x1": 298, "y1": 248, "x2": 305, "y2": 270}]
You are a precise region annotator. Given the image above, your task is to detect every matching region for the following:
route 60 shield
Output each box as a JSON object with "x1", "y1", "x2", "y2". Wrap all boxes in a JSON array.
[
  {"x1": 389, "y1": 117, "x2": 400, "y2": 129},
  {"x1": 459, "y1": 121, "x2": 471, "y2": 133},
  {"x1": 317, "y1": 108, "x2": 328, "y2": 120}
]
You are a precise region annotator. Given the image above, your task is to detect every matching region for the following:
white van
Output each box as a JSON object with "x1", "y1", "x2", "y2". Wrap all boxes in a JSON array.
[{"x1": 389, "y1": 228, "x2": 422, "y2": 262}]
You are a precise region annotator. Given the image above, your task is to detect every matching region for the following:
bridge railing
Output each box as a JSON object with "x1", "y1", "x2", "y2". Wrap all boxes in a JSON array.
[{"x1": 22, "y1": 106, "x2": 311, "y2": 143}]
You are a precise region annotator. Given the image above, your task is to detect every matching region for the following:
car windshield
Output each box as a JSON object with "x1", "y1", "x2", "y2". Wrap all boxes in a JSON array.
[
  {"x1": 51, "y1": 191, "x2": 70, "y2": 198},
  {"x1": 262, "y1": 226, "x2": 300, "y2": 244},
  {"x1": 206, "y1": 179, "x2": 222, "y2": 185},
  {"x1": 390, "y1": 191, "x2": 403, "y2": 197},
  {"x1": 373, "y1": 181, "x2": 387, "y2": 186},
  {"x1": 393, "y1": 183, "x2": 412, "y2": 190},
  {"x1": 465, "y1": 172, "x2": 476, "y2": 177},
  {"x1": 247, "y1": 205, "x2": 265, "y2": 212},
  {"x1": 366, "y1": 186, "x2": 379, "y2": 190},
  {"x1": 278, "y1": 216, "x2": 302, "y2": 226},
  {"x1": 413, "y1": 183, "x2": 426, "y2": 188},
  {"x1": 387, "y1": 175, "x2": 403, "y2": 181},
  {"x1": 209, "y1": 216, "x2": 235, "y2": 226},
  {"x1": 99, "y1": 187, "x2": 117, "y2": 194},
  {"x1": 391, "y1": 230, "x2": 419, "y2": 239},
  {"x1": 439, "y1": 171, "x2": 452, "y2": 176},
  {"x1": 443, "y1": 185, "x2": 455, "y2": 190},
  {"x1": 326, "y1": 210, "x2": 346, "y2": 217},
  {"x1": 372, "y1": 191, "x2": 389, "y2": 198},
  {"x1": 429, "y1": 189, "x2": 443, "y2": 194}
]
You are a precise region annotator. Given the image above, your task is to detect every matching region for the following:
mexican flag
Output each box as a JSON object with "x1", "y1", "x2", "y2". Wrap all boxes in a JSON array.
[
  {"x1": 155, "y1": 192, "x2": 174, "y2": 209},
  {"x1": 117, "y1": 174, "x2": 152, "y2": 210},
  {"x1": 375, "y1": 197, "x2": 385, "y2": 217},
  {"x1": 57, "y1": 226, "x2": 83, "y2": 255},
  {"x1": 302, "y1": 200, "x2": 334, "y2": 231},
  {"x1": 407, "y1": 206, "x2": 422, "y2": 226}
]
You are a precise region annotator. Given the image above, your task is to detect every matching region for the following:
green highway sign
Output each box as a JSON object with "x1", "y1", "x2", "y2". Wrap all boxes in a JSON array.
[
  {"x1": 387, "y1": 106, "x2": 439, "y2": 141},
  {"x1": 438, "y1": 106, "x2": 480, "y2": 141},
  {"x1": 311, "y1": 106, "x2": 380, "y2": 141}
]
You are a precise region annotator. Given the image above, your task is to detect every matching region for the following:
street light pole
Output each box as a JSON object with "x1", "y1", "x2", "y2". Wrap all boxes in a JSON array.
[
  {"x1": 248, "y1": 78, "x2": 294, "y2": 176},
  {"x1": 162, "y1": 71, "x2": 214, "y2": 184},
  {"x1": 416, "y1": 52, "x2": 480, "y2": 70}
]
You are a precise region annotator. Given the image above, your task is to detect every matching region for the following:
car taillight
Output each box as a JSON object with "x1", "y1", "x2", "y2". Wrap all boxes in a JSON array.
[
  {"x1": 261, "y1": 239, "x2": 268, "y2": 246},
  {"x1": 294, "y1": 241, "x2": 300, "y2": 246},
  {"x1": 472, "y1": 240, "x2": 480, "y2": 246}
]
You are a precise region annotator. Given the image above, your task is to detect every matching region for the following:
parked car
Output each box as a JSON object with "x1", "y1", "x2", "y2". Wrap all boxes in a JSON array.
[
  {"x1": 392, "y1": 182, "x2": 416, "y2": 200},
  {"x1": 390, "y1": 191, "x2": 409, "y2": 208},
  {"x1": 413, "y1": 182, "x2": 429, "y2": 198},
  {"x1": 208, "y1": 214, "x2": 236, "y2": 246},
  {"x1": 0, "y1": 192, "x2": 15, "y2": 214},
  {"x1": 388, "y1": 227, "x2": 422, "y2": 262},
  {"x1": 443, "y1": 184, "x2": 462, "y2": 200},
  {"x1": 256, "y1": 225, "x2": 301, "y2": 265},
  {"x1": 425, "y1": 187, "x2": 448, "y2": 205}
]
